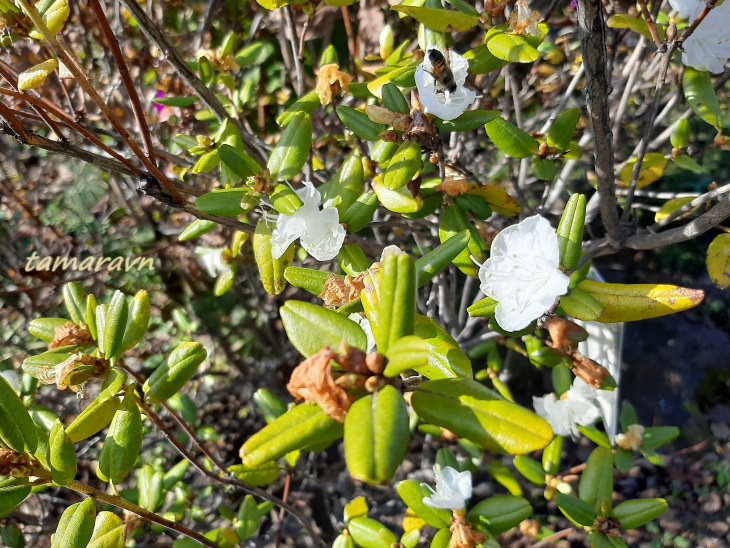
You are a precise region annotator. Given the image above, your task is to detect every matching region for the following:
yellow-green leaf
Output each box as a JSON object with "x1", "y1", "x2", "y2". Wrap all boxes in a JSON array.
[{"x1": 706, "y1": 233, "x2": 730, "y2": 290}]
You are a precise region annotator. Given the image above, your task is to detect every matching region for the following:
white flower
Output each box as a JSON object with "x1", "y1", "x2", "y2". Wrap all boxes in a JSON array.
[
  {"x1": 422, "y1": 465, "x2": 473, "y2": 511},
  {"x1": 670, "y1": 0, "x2": 730, "y2": 73},
  {"x1": 669, "y1": 0, "x2": 705, "y2": 20},
  {"x1": 533, "y1": 377, "x2": 604, "y2": 439},
  {"x1": 348, "y1": 314, "x2": 377, "y2": 353},
  {"x1": 477, "y1": 215, "x2": 570, "y2": 332},
  {"x1": 0, "y1": 369, "x2": 21, "y2": 394},
  {"x1": 415, "y1": 47, "x2": 477, "y2": 121},
  {"x1": 271, "y1": 181, "x2": 346, "y2": 262},
  {"x1": 195, "y1": 247, "x2": 232, "y2": 278}
]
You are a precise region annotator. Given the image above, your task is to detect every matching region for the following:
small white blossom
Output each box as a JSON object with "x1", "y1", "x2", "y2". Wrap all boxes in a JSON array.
[
  {"x1": 668, "y1": 0, "x2": 705, "y2": 21},
  {"x1": 533, "y1": 377, "x2": 604, "y2": 439},
  {"x1": 348, "y1": 314, "x2": 377, "y2": 353},
  {"x1": 422, "y1": 465, "x2": 473, "y2": 511},
  {"x1": 415, "y1": 47, "x2": 477, "y2": 121},
  {"x1": 271, "y1": 181, "x2": 346, "y2": 262},
  {"x1": 669, "y1": 0, "x2": 730, "y2": 73},
  {"x1": 0, "y1": 369, "x2": 21, "y2": 394},
  {"x1": 477, "y1": 215, "x2": 570, "y2": 332},
  {"x1": 195, "y1": 247, "x2": 232, "y2": 278}
]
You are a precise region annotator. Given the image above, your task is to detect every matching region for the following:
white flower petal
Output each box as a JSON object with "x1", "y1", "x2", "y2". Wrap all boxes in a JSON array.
[
  {"x1": 534, "y1": 378, "x2": 605, "y2": 439},
  {"x1": 195, "y1": 247, "x2": 230, "y2": 278},
  {"x1": 422, "y1": 465, "x2": 472, "y2": 511},
  {"x1": 668, "y1": 0, "x2": 705, "y2": 21},
  {"x1": 478, "y1": 215, "x2": 569, "y2": 331},
  {"x1": 678, "y1": 3, "x2": 730, "y2": 73},
  {"x1": 415, "y1": 47, "x2": 477, "y2": 121}
]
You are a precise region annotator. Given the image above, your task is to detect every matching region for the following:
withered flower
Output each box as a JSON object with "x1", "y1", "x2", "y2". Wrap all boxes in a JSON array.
[
  {"x1": 315, "y1": 64, "x2": 352, "y2": 106},
  {"x1": 319, "y1": 274, "x2": 365, "y2": 308},
  {"x1": 287, "y1": 348, "x2": 353, "y2": 422},
  {"x1": 49, "y1": 322, "x2": 94, "y2": 350},
  {"x1": 450, "y1": 512, "x2": 487, "y2": 548},
  {"x1": 508, "y1": 0, "x2": 542, "y2": 37}
]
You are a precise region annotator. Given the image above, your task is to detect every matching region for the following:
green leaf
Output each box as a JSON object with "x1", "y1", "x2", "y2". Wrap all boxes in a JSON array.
[
  {"x1": 179, "y1": 219, "x2": 216, "y2": 242},
  {"x1": 671, "y1": 119, "x2": 690, "y2": 149},
  {"x1": 52, "y1": 498, "x2": 97, "y2": 548},
  {"x1": 548, "y1": 108, "x2": 580, "y2": 151},
  {"x1": 372, "y1": 176, "x2": 423, "y2": 214},
  {"x1": 120, "y1": 290, "x2": 150, "y2": 353},
  {"x1": 277, "y1": 90, "x2": 321, "y2": 127},
  {"x1": 467, "y1": 296, "x2": 498, "y2": 318},
  {"x1": 556, "y1": 193, "x2": 586, "y2": 270},
  {"x1": 579, "y1": 447, "x2": 614, "y2": 508},
  {"x1": 97, "y1": 387, "x2": 143, "y2": 485},
  {"x1": 0, "y1": 374, "x2": 38, "y2": 454},
  {"x1": 396, "y1": 480, "x2": 452, "y2": 529},
  {"x1": 641, "y1": 426, "x2": 679, "y2": 450},
  {"x1": 235, "y1": 40, "x2": 276, "y2": 67},
  {"x1": 413, "y1": 315, "x2": 472, "y2": 379},
  {"x1": 343, "y1": 190, "x2": 379, "y2": 232},
  {"x1": 382, "y1": 83, "x2": 410, "y2": 114},
  {"x1": 438, "y1": 203, "x2": 486, "y2": 277},
  {"x1": 555, "y1": 493, "x2": 597, "y2": 527},
  {"x1": 672, "y1": 153, "x2": 708, "y2": 173},
  {"x1": 463, "y1": 43, "x2": 508, "y2": 75},
  {"x1": 347, "y1": 517, "x2": 399, "y2": 548},
  {"x1": 613, "y1": 498, "x2": 668, "y2": 530},
  {"x1": 337, "y1": 106, "x2": 387, "y2": 141},
  {"x1": 467, "y1": 495, "x2": 533, "y2": 534},
  {"x1": 344, "y1": 386, "x2": 410, "y2": 484},
  {"x1": 375, "y1": 254, "x2": 417, "y2": 353},
  {"x1": 28, "y1": 317, "x2": 70, "y2": 343},
  {"x1": 486, "y1": 28, "x2": 540, "y2": 63},
  {"x1": 415, "y1": 229, "x2": 470, "y2": 286},
  {"x1": 390, "y1": 5, "x2": 479, "y2": 32},
  {"x1": 384, "y1": 141, "x2": 422, "y2": 190},
  {"x1": 196, "y1": 188, "x2": 249, "y2": 217},
  {"x1": 153, "y1": 96, "x2": 198, "y2": 108},
  {"x1": 434, "y1": 110, "x2": 500, "y2": 132},
  {"x1": 283, "y1": 267, "x2": 333, "y2": 296},
  {"x1": 63, "y1": 282, "x2": 87, "y2": 325},
  {"x1": 191, "y1": 150, "x2": 220, "y2": 174},
  {"x1": 654, "y1": 196, "x2": 696, "y2": 223},
  {"x1": 143, "y1": 342, "x2": 207, "y2": 403},
  {"x1": 280, "y1": 301, "x2": 368, "y2": 357},
  {"x1": 227, "y1": 461, "x2": 281, "y2": 486},
  {"x1": 0, "y1": 478, "x2": 31, "y2": 517},
  {"x1": 240, "y1": 403, "x2": 343, "y2": 467},
  {"x1": 268, "y1": 112, "x2": 312, "y2": 181},
  {"x1": 513, "y1": 455, "x2": 545, "y2": 485},
  {"x1": 532, "y1": 157, "x2": 557, "y2": 181},
  {"x1": 87, "y1": 511, "x2": 126, "y2": 548},
  {"x1": 103, "y1": 291, "x2": 128, "y2": 362},
  {"x1": 683, "y1": 68, "x2": 723, "y2": 130},
  {"x1": 577, "y1": 425, "x2": 612, "y2": 448},
  {"x1": 49, "y1": 420, "x2": 77, "y2": 486},
  {"x1": 383, "y1": 335, "x2": 430, "y2": 377},
  {"x1": 253, "y1": 217, "x2": 294, "y2": 296},
  {"x1": 607, "y1": 14, "x2": 664, "y2": 41},
  {"x1": 485, "y1": 117, "x2": 539, "y2": 158},
  {"x1": 218, "y1": 144, "x2": 262, "y2": 179},
  {"x1": 411, "y1": 378, "x2": 554, "y2": 454}
]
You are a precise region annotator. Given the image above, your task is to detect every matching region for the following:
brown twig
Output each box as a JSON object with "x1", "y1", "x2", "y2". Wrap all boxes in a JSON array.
[
  {"x1": 576, "y1": 0, "x2": 624, "y2": 242},
  {"x1": 115, "y1": 0, "x2": 270, "y2": 165},
  {"x1": 88, "y1": 0, "x2": 156, "y2": 162},
  {"x1": 651, "y1": 183, "x2": 730, "y2": 229},
  {"x1": 0, "y1": 86, "x2": 142, "y2": 175},
  {"x1": 14, "y1": 0, "x2": 184, "y2": 204},
  {"x1": 637, "y1": 0, "x2": 663, "y2": 50},
  {"x1": 29, "y1": 469, "x2": 217, "y2": 547},
  {"x1": 117, "y1": 364, "x2": 323, "y2": 545}
]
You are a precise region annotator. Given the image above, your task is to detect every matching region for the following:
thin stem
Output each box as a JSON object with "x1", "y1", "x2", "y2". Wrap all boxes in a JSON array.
[
  {"x1": 637, "y1": 0, "x2": 663, "y2": 49},
  {"x1": 651, "y1": 183, "x2": 730, "y2": 229},
  {"x1": 620, "y1": 44, "x2": 674, "y2": 224},
  {"x1": 14, "y1": 0, "x2": 184, "y2": 204},
  {"x1": 88, "y1": 0, "x2": 156, "y2": 162},
  {"x1": 29, "y1": 469, "x2": 217, "y2": 547},
  {"x1": 117, "y1": 364, "x2": 323, "y2": 544},
  {"x1": 115, "y1": 0, "x2": 269, "y2": 165}
]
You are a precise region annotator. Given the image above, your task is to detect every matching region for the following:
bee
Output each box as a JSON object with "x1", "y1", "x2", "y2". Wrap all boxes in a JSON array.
[{"x1": 426, "y1": 48, "x2": 457, "y2": 95}]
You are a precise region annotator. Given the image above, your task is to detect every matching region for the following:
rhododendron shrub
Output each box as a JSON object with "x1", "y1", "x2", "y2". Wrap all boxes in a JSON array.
[{"x1": 0, "y1": 0, "x2": 727, "y2": 546}]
